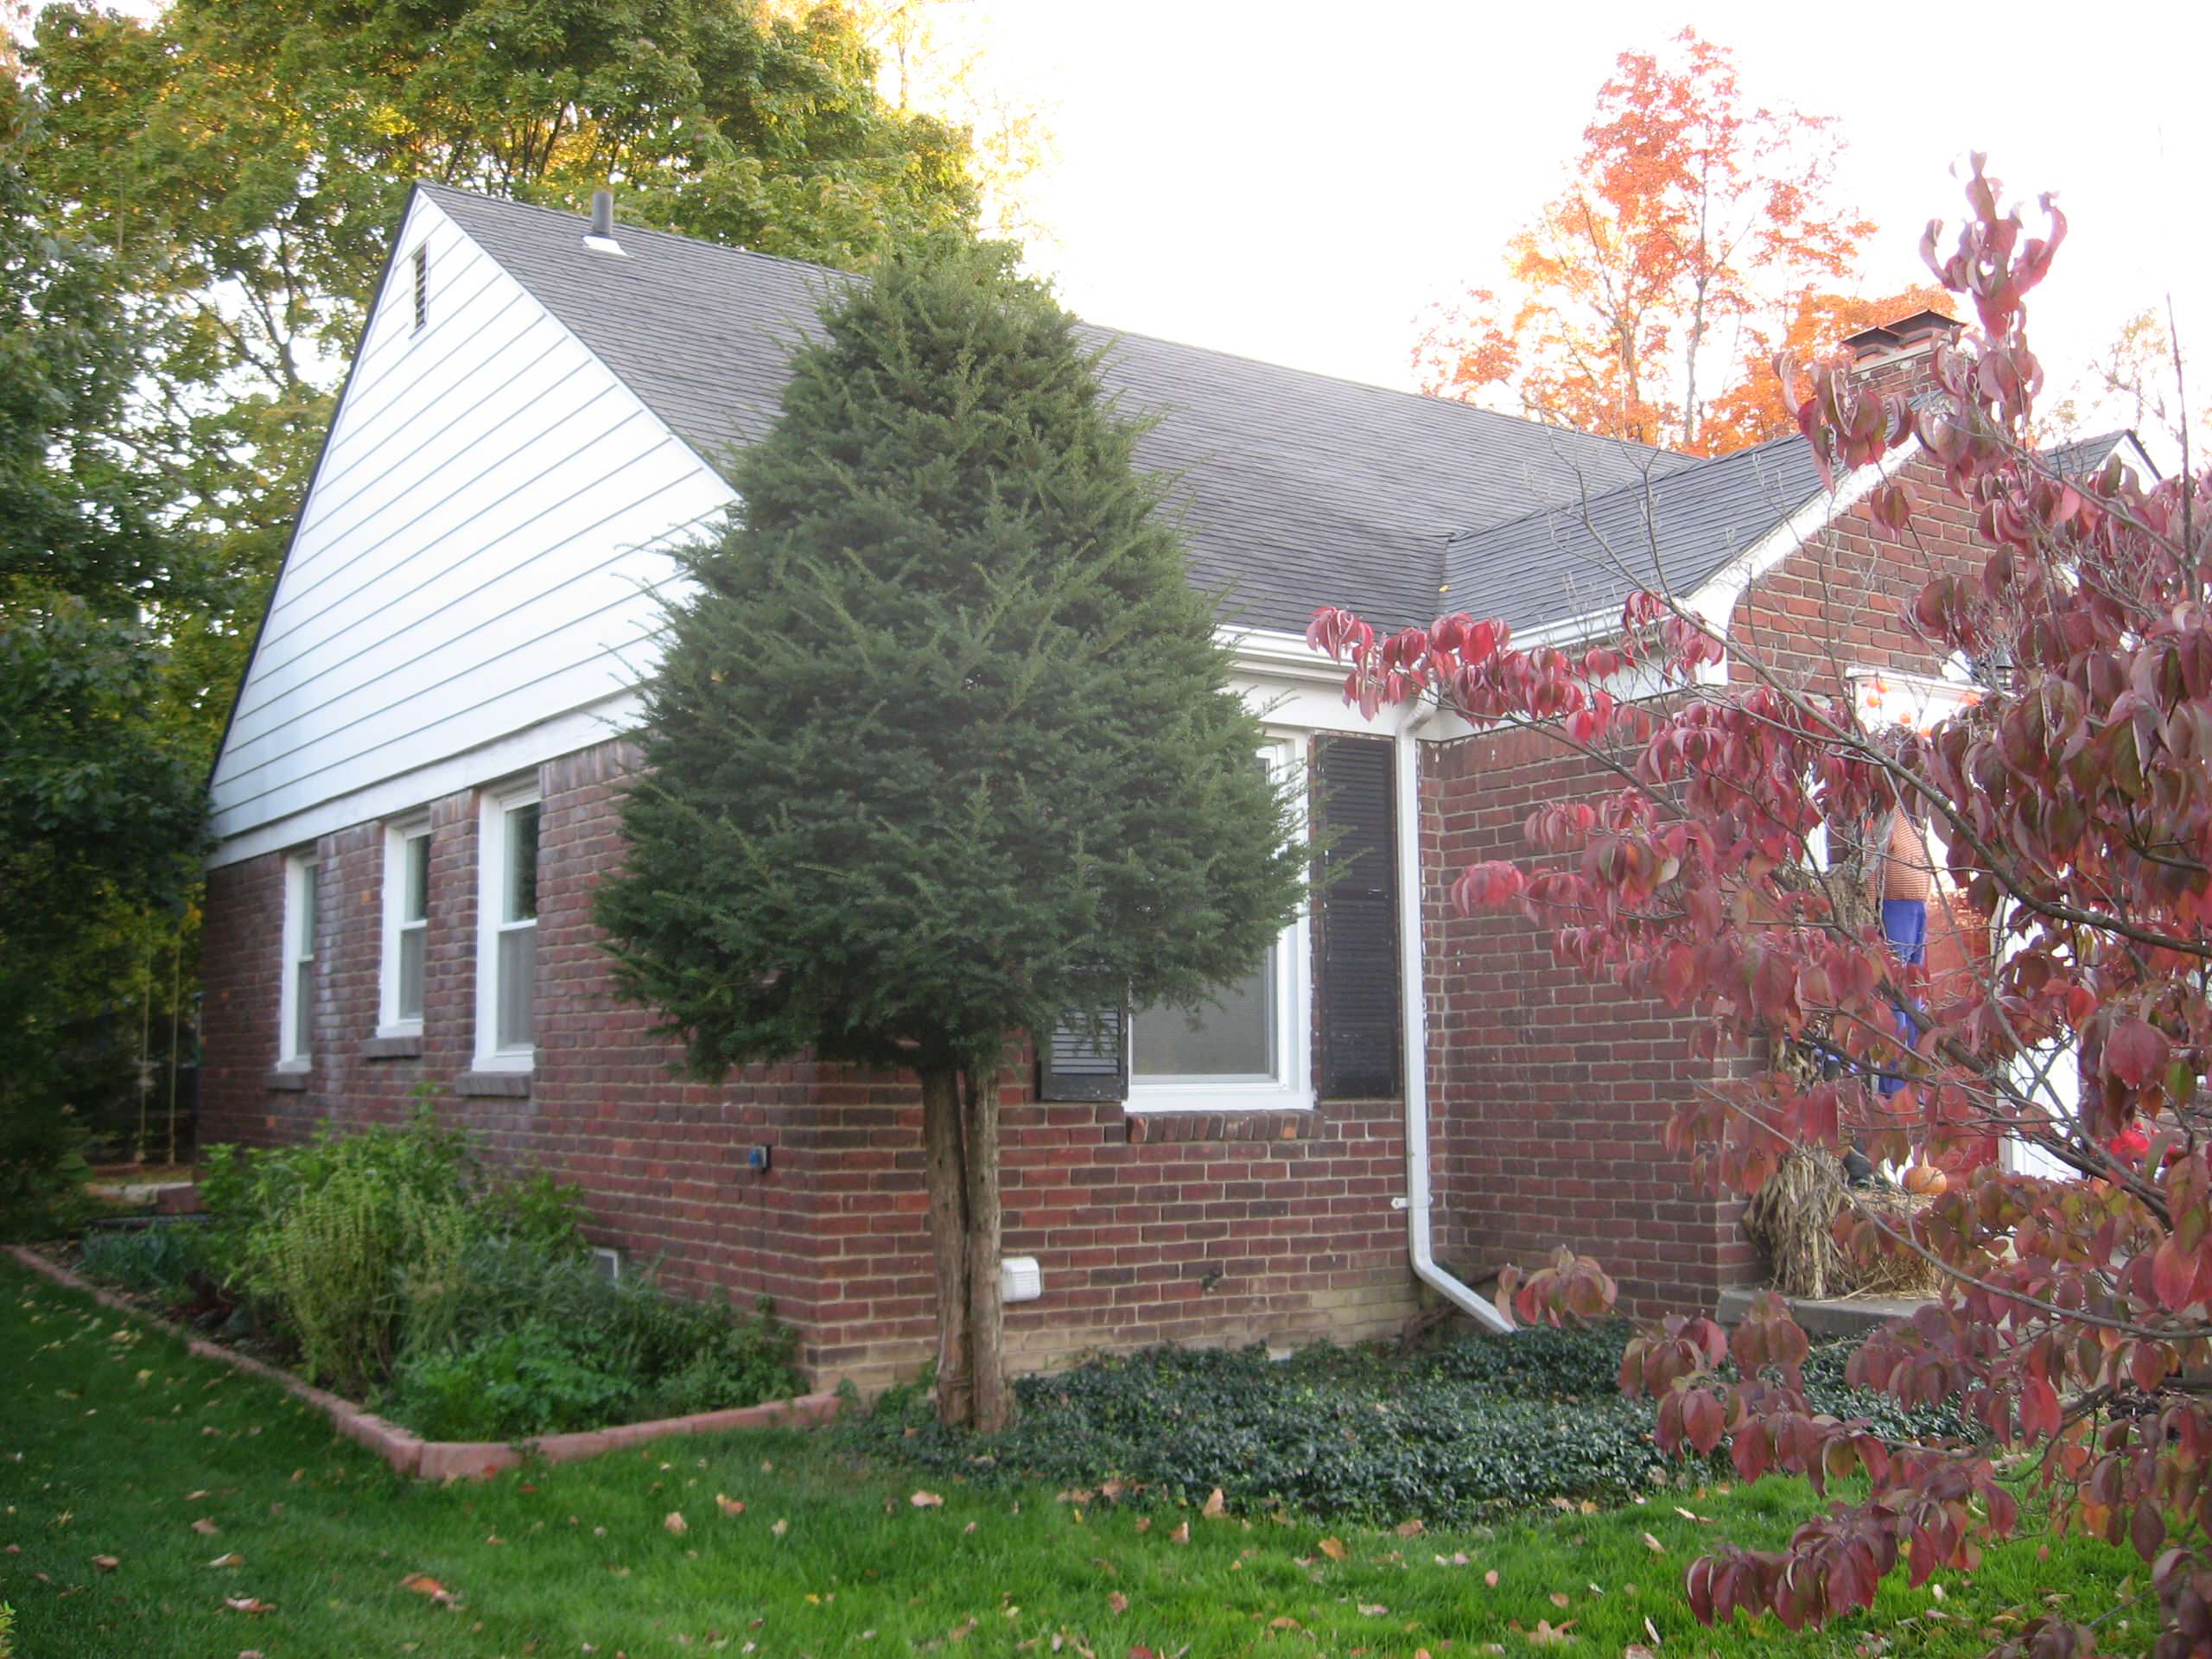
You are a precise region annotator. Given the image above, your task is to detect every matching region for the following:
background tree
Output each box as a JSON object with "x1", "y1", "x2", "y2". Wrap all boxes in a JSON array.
[
  {"x1": 1414, "y1": 29, "x2": 1875, "y2": 454},
  {"x1": 2040, "y1": 303, "x2": 2204, "y2": 467},
  {"x1": 2, "y1": 81, "x2": 207, "y2": 1213},
  {"x1": 596, "y1": 237, "x2": 1305, "y2": 1431},
  {"x1": 1320, "y1": 157, "x2": 2212, "y2": 1655},
  {"x1": 22, "y1": 0, "x2": 985, "y2": 739}
]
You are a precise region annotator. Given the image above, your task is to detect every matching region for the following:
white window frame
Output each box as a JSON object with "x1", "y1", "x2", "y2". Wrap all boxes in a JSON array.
[
  {"x1": 1127, "y1": 734, "x2": 1313, "y2": 1115},
  {"x1": 277, "y1": 854, "x2": 319, "y2": 1068},
  {"x1": 378, "y1": 817, "x2": 432, "y2": 1037},
  {"x1": 474, "y1": 782, "x2": 542, "y2": 1071}
]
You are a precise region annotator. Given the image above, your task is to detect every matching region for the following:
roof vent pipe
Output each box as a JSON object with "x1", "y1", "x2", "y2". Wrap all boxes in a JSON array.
[{"x1": 583, "y1": 189, "x2": 625, "y2": 256}]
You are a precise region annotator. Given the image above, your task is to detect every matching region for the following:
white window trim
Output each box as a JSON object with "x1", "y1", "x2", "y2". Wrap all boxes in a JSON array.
[
  {"x1": 378, "y1": 817, "x2": 432, "y2": 1037},
  {"x1": 474, "y1": 782, "x2": 541, "y2": 1071},
  {"x1": 1127, "y1": 734, "x2": 1313, "y2": 1115},
  {"x1": 277, "y1": 854, "x2": 318, "y2": 1068}
]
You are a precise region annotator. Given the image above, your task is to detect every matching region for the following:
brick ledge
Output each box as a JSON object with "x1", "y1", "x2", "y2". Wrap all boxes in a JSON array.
[
  {"x1": 454, "y1": 1070, "x2": 531, "y2": 1098},
  {"x1": 1124, "y1": 1109, "x2": 1318, "y2": 1144},
  {"x1": 265, "y1": 1068, "x2": 310, "y2": 1092},
  {"x1": 360, "y1": 1033, "x2": 423, "y2": 1060}
]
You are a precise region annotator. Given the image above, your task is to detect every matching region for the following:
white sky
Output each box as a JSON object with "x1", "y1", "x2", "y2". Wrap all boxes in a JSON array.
[{"x1": 957, "y1": 0, "x2": 2211, "y2": 442}]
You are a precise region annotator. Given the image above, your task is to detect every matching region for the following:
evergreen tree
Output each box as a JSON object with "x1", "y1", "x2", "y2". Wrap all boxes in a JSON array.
[{"x1": 597, "y1": 238, "x2": 1305, "y2": 1428}]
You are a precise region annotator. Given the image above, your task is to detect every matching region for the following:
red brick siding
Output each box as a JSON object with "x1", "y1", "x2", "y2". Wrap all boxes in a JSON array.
[
  {"x1": 198, "y1": 740, "x2": 1418, "y2": 1392},
  {"x1": 1414, "y1": 448, "x2": 1994, "y2": 1317}
]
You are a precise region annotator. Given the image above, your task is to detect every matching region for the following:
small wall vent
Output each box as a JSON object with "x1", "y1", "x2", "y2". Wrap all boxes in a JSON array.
[
  {"x1": 591, "y1": 1246, "x2": 623, "y2": 1283},
  {"x1": 1001, "y1": 1255, "x2": 1042, "y2": 1304},
  {"x1": 411, "y1": 244, "x2": 428, "y2": 332}
]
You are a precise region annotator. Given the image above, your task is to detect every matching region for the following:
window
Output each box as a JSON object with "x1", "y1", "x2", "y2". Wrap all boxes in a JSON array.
[
  {"x1": 1127, "y1": 738, "x2": 1310, "y2": 1112},
  {"x1": 278, "y1": 855, "x2": 319, "y2": 1065},
  {"x1": 474, "y1": 787, "x2": 541, "y2": 1068},
  {"x1": 411, "y1": 244, "x2": 428, "y2": 333},
  {"x1": 379, "y1": 820, "x2": 431, "y2": 1033}
]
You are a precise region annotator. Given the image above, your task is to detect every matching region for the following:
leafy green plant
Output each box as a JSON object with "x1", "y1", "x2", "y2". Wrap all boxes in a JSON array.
[
  {"x1": 390, "y1": 1322, "x2": 642, "y2": 1441},
  {"x1": 76, "y1": 1223, "x2": 211, "y2": 1299}
]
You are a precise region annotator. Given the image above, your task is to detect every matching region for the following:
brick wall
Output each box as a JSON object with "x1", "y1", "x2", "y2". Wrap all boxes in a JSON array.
[
  {"x1": 197, "y1": 739, "x2": 1420, "y2": 1393},
  {"x1": 1414, "y1": 446, "x2": 1993, "y2": 1319}
]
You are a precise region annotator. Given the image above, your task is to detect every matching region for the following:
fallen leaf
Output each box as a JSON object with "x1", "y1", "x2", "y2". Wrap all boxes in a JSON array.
[
  {"x1": 1644, "y1": 1616, "x2": 1662, "y2": 1644},
  {"x1": 1318, "y1": 1537, "x2": 1347, "y2": 1561},
  {"x1": 207, "y1": 1553, "x2": 244, "y2": 1568},
  {"x1": 222, "y1": 1596, "x2": 274, "y2": 1615},
  {"x1": 664, "y1": 1512, "x2": 688, "y2": 1535},
  {"x1": 1674, "y1": 1509, "x2": 1704, "y2": 1524},
  {"x1": 1202, "y1": 1489, "x2": 1225, "y2": 1520},
  {"x1": 1268, "y1": 1616, "x2": 1301, "y2": 1631},
  {"x1": 1550, "y1": 1592, "x2": 1572, "y2": 1609},
  {"x1": 1625, "y1": 1648, "x2": 1656, "y2": 1659},
  {"x1": 770, "y1": 1518, "x2": 788, "y2": 1539},
  {"x1": 1526, "y1": 1619, "x2": 1574, "y2": 1647},
  {"x1": 1642, "y1": 1534, "x2": 1664, "y2": 1554},
  {"x1": 1134, "y1": 1518, "x2": 1151, "y2": 1534},
  {"x1": 1358, "y1": 1603, "x2": 1389, "y2": 1617},
  {"x1": 92, "y1": 1554, "x2": 119, "y2": 1572},
  {"x1": 715, "y1": 1494, "x2": 745, "y2": 1517},
  {"x1": 191, "y1": 1517, "x2": 220, "y2": 1536},
  {"x1": 963, "y1": 1521, "x2": 977, "y2": 1535},
  {"x1": 1484, "y1": 1570, "x2": 1500, "y2": 1588},
  {"x1": 1108, "y1": 1592, "x2": 1128, "y2": 1615},
  {"x1": 184, "y1": 1491, "x2": 209, "y2": 1502},
  {"x1": 1169, "y1": 1522, "x2": 1190, "y2": 1546},
  {"x1": 1395, "y1": 1519, "x2": 1425, "y2": 1538},
  {"x1": 911, "y1": 1491, "x2": 944, "y2": 1509},
  {"x1": 399, "y1": 1574, "x2": 448, "y2": 1599}
]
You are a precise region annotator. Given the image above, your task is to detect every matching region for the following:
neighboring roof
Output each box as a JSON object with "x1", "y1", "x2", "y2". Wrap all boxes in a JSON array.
[
  {"x1": 2039, "y1": 429, "x2": 2146, "y2": 480},
  {"x1": 1440, "y1": 431, "x2": 1827, "y2": 632},
  {"x1": 418, "y1": 183, "x2": 1696, "y2": 635}
]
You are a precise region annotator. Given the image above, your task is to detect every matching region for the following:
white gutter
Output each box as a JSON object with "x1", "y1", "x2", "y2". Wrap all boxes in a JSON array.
[{"x1": 1395, "y1": 701, "x2": 1515, "y2": 1333}]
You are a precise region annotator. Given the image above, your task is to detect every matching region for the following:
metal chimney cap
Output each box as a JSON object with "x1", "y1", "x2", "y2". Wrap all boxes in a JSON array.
[{"x1": 583, "y1": 188, "x2": 625, "y2": 256}]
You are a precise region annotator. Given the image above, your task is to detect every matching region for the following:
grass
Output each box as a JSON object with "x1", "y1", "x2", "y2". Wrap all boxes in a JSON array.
[{"x1": 0, "y1": 1256, "x2": 2147, "y2": 1658}]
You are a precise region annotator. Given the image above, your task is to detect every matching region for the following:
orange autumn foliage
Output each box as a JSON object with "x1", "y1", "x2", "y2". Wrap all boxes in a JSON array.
[{"x1": 1416, "y1": 29, "x2": 1880, "y2": 456}]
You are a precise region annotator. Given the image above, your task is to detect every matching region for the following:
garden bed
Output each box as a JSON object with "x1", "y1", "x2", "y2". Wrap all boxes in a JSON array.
[
  {"x1": 838, "y1": 1321, "x2": 1973, "y2": 1527},
  {"x1": 10, "y1": 1244, "x2": 838, "y2": 1478}
]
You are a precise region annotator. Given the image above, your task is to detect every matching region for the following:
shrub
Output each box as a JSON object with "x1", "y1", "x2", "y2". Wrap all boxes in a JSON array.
[
  {"x1": 391, "y1": 1322, "x2": 642, "y2": 1441},
  {"x1": 385, "y1": 1242, "x2": 804, "y2": 1437}
]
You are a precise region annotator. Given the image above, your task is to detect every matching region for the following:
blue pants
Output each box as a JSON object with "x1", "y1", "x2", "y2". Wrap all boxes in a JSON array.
[{"x1": 1880, "y1": 899, "x2": 1927, "y2": 1096}]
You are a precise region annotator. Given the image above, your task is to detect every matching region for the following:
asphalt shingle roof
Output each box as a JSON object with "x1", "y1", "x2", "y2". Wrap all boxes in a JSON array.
[
  {"x1": 420, "y1": 183, "x2": 1695, "y2": 635},
  {"x1": 1440, "y1": 431, "x2": 1827, "y2": 632},
  {"x1": 417, "y1": 186, "x2": 2139, "y2": 641}
]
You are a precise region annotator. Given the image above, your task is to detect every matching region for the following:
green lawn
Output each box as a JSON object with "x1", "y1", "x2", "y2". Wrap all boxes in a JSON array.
[{"x1": 0, "y1": 1257, "x2": 2145, "y2": 1657}]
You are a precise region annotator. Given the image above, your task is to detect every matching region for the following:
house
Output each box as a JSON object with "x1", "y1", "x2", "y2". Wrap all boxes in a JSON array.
[{"x1": 197, "y1": 184, "x2": 2149, "y2": 1389}]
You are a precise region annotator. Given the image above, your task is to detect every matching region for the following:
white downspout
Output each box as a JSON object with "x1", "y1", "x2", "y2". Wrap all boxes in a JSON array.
[{"x1": 1395, "y1": 703, "x2": 1515, "y2": 1333}]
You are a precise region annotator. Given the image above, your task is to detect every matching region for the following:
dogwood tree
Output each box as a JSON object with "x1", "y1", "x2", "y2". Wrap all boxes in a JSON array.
[{"x1": 1314, "y1": 158, "x2": 2212, "y2": 1656}]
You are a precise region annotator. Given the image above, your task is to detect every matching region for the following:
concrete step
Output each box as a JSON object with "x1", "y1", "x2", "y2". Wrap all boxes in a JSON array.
[{"x1": 1716, "y1": 1286, "x2": 1930, "y2": 1339}]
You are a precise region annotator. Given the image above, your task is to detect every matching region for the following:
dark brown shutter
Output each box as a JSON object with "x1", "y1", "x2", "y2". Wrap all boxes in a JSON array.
[
  {"x1": 1036, "y1": 1006, "x2": 1127, "y2": 1101},
  {"x1": 1313, "y1": 734, "x2": 1402, "y2": 1099}
]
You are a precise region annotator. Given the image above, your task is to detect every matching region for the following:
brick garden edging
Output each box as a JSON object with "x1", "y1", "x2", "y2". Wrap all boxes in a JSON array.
[{"x1": 5, "y1": 1245, "x2": 841, "y2": 1480}]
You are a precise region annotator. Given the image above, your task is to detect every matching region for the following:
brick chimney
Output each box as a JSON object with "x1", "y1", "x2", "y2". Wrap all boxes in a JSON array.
[{"x1": 1840, "y1": 308, "x2": 1962, "y2": 399}]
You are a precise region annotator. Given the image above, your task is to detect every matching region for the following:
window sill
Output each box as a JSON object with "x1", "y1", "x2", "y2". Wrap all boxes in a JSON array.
[
  {"x1": 265, "y1": 1067, "x2": 311, "y2": 1093},
  {"x1": 361, "y1": 1033, "x2": 423, "y2": 1060},
  {"x1": 1123, "y1": 1108, "x2": 1317, "y2": 1145},
  {"x1": 455, "y1": 1070, "x2": 531, "y2": 1098}
]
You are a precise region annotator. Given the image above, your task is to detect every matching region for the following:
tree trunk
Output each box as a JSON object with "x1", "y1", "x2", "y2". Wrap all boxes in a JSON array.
[
  {"x1": 920, "y1": 1063, "x2": 974, "y2": 1427},
  {"x1": 961, "y1": 1062, "x2": 1013, "y2": 1433}
]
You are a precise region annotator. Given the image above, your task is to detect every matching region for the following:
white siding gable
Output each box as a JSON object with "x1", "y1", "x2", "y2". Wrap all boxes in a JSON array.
[{"x1": 207, "y1": 193, "x2": 736, "y2": 866}]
